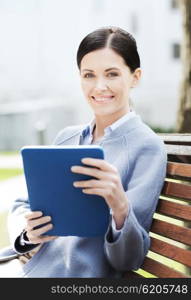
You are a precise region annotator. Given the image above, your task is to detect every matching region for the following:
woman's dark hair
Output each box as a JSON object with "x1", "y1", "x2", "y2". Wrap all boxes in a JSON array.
[{"x1": 76, "y1": 26, "x2": 140, "y2": 73}]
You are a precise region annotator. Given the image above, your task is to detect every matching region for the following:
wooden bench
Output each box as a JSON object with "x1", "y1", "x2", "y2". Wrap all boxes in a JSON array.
[{"x1": 124, "y1": 134, "x2": 191, "y2": 278}]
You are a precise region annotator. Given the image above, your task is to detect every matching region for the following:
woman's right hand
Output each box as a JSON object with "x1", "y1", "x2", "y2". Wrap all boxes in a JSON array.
[{"x1": 24, "y1": 211, "x2": 57, "y2": 244}]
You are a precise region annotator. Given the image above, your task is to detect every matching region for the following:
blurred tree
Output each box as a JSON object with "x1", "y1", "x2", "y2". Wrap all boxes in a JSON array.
[
  {"x1": 176, "y1": 0, "x2": 191, "y2": 132},
  {"x1": 176, "y1": 3, "x2": 191, "y2": 277}
]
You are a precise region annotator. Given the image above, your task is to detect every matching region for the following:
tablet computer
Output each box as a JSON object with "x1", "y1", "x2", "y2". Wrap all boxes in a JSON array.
[{"x1": 21, "y1": 145, "x2": 110, "y2": 237}]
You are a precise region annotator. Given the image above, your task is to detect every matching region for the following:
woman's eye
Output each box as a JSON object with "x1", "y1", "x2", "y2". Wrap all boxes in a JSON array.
[
  {"x1": 83, "y1": 73, "x2": 94, "y2": 78},
  {"x1": 107, "y1": 72, "x2": 119, "y2": 77}
]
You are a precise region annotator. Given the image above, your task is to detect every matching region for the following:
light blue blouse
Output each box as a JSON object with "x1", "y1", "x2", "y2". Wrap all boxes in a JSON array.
[{"x1": 5, "y1": 112, "x2": 167, "y2": 277}]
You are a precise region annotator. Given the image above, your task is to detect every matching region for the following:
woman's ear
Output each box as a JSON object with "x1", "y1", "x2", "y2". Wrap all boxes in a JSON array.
[{"x1": 131, "y1": 68, "x2": 142, "y2": 87}]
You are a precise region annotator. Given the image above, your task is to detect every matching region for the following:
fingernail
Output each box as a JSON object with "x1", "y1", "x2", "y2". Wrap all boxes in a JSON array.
[{"x1": 82, "y1": 158, "x2": 90, "y2": 162}]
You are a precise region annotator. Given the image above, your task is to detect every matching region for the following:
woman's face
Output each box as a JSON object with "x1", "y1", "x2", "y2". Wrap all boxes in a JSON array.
[{"x1": 80, "y1": 48, "x2": 141, "y2": 118}]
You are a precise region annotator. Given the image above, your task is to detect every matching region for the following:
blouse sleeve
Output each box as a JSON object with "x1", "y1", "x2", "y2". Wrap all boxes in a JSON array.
[{"x1": 104, "y1": 136, "x2": 167, "y2": 271}]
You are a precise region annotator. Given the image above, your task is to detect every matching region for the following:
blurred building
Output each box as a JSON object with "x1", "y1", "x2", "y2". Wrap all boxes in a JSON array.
[
  {"x1": 0, "y1": 98, "x2": 77, "y2": 150},
  {"x1": 0, "y1": 0, "x2": 182, "y2": 150}
]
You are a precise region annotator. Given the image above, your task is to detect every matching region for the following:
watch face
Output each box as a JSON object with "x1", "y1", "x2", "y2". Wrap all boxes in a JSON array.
[
  {"x1": 20, "y1": 230, "x2": 30, "y2": 245},
  {"x1": 20, "y1": 232, "x2": 26, "y2": 246}
]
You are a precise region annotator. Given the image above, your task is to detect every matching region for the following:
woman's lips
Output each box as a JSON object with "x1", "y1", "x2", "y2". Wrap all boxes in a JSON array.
[{"x1": 91, "y1": 96, "x2": 115, "y2": 103}]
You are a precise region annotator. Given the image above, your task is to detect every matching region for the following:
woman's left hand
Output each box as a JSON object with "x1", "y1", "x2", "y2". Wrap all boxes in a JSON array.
[{"x1": 71, "y1": 158, "x2": 128, "y2": 229}]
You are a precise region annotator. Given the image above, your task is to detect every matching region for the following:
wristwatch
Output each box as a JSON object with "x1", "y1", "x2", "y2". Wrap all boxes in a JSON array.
[{"x1": 20, "y1": 230, "x2": 34, "y2": 246}]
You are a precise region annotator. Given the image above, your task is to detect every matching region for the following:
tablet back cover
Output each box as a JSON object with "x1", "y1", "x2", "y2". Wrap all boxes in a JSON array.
[{"x1": 21, "y1": 146, "x2": 110, "y2": 237}]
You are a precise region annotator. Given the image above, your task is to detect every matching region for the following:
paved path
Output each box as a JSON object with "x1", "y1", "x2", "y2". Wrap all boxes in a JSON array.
[
  {"x1": 0, "y1": 154, "x2": 23, "y2": 169},
  {"x1": 0, "y1": 175, "x2": 28, "y2": 212},
  {"x1": 0, "y1": 154, "x2": 27, "y2": 212}
]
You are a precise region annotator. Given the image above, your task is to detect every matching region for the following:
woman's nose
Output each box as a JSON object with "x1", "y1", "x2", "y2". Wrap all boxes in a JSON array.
[{"x1": 94, "y1": 79, "x2": 108, "y2": 91}]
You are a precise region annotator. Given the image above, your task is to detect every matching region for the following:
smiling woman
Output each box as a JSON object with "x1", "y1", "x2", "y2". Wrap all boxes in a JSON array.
[
  {"x1": 80, "y1": 48, "x2": 141, "y2": 134},
  {"x1": 0, "y1": 26, "x2": 167, "y2": 278},
  {"x1": 78, "y1": 28, "x2": 141, "y2": 142}
]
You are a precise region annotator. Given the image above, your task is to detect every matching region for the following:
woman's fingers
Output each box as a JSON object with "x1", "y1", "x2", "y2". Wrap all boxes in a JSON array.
[
  {"x1": 73, "y1": 179, "x2": 116, "y2": 191},
  {"x1": 24, "y1": 211, "x2": 55, "y2": 244},
  {"x1": 27, "y1": 216, "x2": 52, "y2": 229},
  {"x1": 73, "y1": 179, "x2": 105, "y2": 188},
  {"x1": 25, "y1": 211, "x2": 52, "y2": 230},
  {"x1": 27, "y1": 223, "x2": 54, "y2": 244},
  {"x1": 28, "y1": 223, "x2": 53, "y2": 237},
  {"x1": 71, "y1": 158, "x2": 118, "y2": 180},
  {"x1": 71, "y1": 165, "x2": 105, "y2": 179},
  {"x1": 81, "y1": 158, "x2": 118, "y2": 173},
  {"x1": 25, "y1": 211, "x2": 43, "y2": 220},
  {"x1": 82, "y1": 188, "x2": 105, "y2": 197}
]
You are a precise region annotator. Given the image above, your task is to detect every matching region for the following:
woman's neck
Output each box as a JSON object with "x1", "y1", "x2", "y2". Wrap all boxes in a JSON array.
[{"x1": 93, "y1": 108, "x2": 130, "y2": 142}]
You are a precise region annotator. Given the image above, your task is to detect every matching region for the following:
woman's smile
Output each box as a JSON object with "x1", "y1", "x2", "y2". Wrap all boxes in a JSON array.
[{"x1": 91, "y1": 95, "x2": 115, "y2": 103}]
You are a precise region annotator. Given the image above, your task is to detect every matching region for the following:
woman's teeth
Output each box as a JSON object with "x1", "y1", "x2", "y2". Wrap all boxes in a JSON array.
[{"x1": 92, "y1": 96, "x2": 114, "y2": 102}]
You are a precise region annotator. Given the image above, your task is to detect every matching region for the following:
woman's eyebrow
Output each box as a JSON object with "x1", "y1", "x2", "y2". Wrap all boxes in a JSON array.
[
  {"x1": 105, "y1": 67, "x2": 120, "y2": 72},
  {"x1": 81, "y1": 69, "x2": 94, "y2": 72},
  {"x1": 81, "y1": 67, "x2": 120, "y2": 73}
]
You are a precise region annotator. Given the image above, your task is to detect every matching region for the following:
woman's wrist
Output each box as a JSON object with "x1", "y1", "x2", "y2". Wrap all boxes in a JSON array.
[{"x1": 112, "y1": 199, "x2": 128, "y2": 230}]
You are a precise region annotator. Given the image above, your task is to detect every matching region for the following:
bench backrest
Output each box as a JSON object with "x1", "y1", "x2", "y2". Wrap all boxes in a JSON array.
[{"x1": 124, "y1": 134, "x2": 191, "y2": 278}]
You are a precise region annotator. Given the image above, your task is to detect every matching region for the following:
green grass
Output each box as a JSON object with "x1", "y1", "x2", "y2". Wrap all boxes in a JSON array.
[
  {"x1": 0, "y1": 151, "x2": 19, "y2": 155},
  {"x1": 0, "y1": 168, "x2": 23, "y2": 181}
]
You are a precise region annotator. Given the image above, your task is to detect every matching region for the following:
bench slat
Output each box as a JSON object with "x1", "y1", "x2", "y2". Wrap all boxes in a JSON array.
[
  {"x1": 151, "y1": 219, "x2": 191, "y2": 246},
  {"x1": 162, "y1": 181, "x2": 191, "y2": 201},
  {"x1": 165, "y1": 144, "x2": 191, "y2": 155},
  {"x1": 156, "y1": 199, "x2": 191, "y2": 221},
  {"x1": 141, "y1": 257, "x2": 189, "y2": 278},
  {"x1": 167, "y1": 162, "x2": 191, "y2": 178},
  {"x1": 123, "y1": 271, "x2": 144, "y2": 278},
  {"x1": 158, "y1": 134, "x2": 191, "y2": 144},
  {"x1": 150, "y1": 237, "x2": 191, "y2": 268}
]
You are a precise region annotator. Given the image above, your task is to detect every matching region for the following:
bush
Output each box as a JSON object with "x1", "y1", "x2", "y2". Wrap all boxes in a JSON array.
[{"x1": 149, "y1": 126, "x2": 176, "y2": 134}]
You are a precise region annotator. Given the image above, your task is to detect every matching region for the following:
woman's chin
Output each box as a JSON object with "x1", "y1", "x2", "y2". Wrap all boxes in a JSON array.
[{"x1": 92, "y1": 107, "x2": 117, "y2": 117}]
